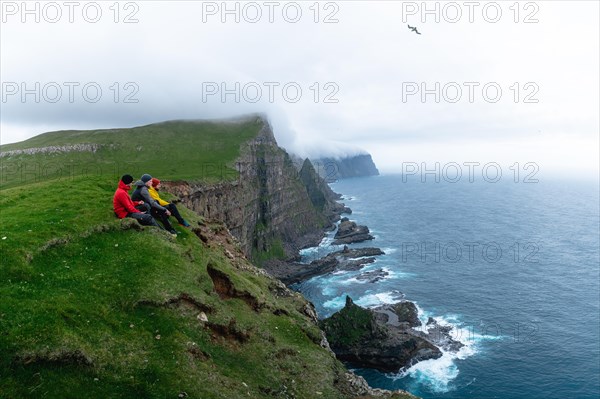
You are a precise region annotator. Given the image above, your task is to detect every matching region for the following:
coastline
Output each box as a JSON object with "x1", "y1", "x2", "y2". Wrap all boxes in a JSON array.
[
  {"x1": 262, "y1": 194, "x2": 378, "y2": 286},
  {"x1": 273, "y1": 183, "x2": 466, "y2": 391}
]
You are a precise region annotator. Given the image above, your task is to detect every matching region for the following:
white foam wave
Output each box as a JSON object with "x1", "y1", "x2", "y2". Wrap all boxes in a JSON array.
[
  {"x1": 299, "y1": 232, "x2": 339, "y2": 262},
  {"x1": 381, "y1": 247, "x2": 398, "y2": 254},
  {"x1": 380, "y1": 267, "x2": 397, "y2": 279},
  {"x1": 362, "y1": 264, "x2": 412, "y2": 280},
  {"x1": 321, "y1": 285, "x2": 339, "y2": 297},
  {"x1": 392, "y1": 304, "x2": 507, "y2": 393},
  {"x1": 415, "y1": 306, "x2": 506, "y2": 345},
  {"x1": 340, "y1": 277, "x2": 367, "y2": 285},
  {"x1": 355, "y1": 291, "x2": 404, "y2": 307},
  {"x1": 331, "y1": 270, "x2": 350, "y2": 276},
  {"x1": 323, "y1": 295, "x2": 347, "y2": 309},
  {"x1": 397, "y1": 352, "x2": 459, "y2": 393}
]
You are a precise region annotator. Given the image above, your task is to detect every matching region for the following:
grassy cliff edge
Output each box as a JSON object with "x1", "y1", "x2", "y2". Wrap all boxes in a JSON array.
[{"x1": 0, "y1": 116, "x2": 416, "y2": 398}]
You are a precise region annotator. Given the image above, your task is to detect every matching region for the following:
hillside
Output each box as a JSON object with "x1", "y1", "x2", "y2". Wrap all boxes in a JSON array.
[
  {"x1": 0, "y1": 116, "x2": 261, "y2": 189},
  {"x1": 0, "y1": 116, "x2": 415, "y2": 398}
]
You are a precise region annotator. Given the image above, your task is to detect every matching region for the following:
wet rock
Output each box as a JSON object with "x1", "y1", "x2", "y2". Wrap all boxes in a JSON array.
[
  {"x1": 421, "y1": 318, "x2": 465, "y2": 352},
  {"x1": 390, "y1": 302, "x2": 421, "y2": 328},
  {"x1": 263, "y1": 247, "x2": 386, "y2": 285},
  {"x1": 332, "y1": 219, "x2": 374, "y2": 245},
  {"x1": 355, "y1": 268, "x2": 389, "y2": 283},
  {"x1": 341, "y1": 257, "x2": 376, "y2": 272}
]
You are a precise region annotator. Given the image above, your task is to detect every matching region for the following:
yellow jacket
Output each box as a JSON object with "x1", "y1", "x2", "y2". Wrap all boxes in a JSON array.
[{"x1": 148, "y1": 186, "x2": 170, "y2": 207}]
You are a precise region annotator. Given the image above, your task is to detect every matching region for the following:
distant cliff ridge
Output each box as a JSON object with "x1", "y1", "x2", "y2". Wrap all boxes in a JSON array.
[{"x1": 312, "y1": 154, "x2": 379, "y2": 182}]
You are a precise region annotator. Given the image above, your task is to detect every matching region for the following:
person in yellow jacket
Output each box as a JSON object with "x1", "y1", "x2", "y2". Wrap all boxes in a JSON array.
[{"x1": 149, "y1": 178, "x2": 191, "y2": 227}]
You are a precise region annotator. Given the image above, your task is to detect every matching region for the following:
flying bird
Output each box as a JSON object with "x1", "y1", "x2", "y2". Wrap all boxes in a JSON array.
[{"x1": 408, "y1": 25, "x2": 421, "y2": 35}]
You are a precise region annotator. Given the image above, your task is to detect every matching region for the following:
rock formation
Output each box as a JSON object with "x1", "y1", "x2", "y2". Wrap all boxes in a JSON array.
[
  {"x1": 263, "y1": 247, "x2": 385, "y2": 285},
  {"x1": 320, "y1": 297, "x2": 464, "y2": 373},
  {"x1": 166, "y1": 117, "x2": 340, "y2": 261},
  {"x1": 332, "y1": 218, "x2": 375, "y2": 245}
]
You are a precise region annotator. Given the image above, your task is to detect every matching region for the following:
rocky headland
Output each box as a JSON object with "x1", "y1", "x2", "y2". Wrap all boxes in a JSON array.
[
  {"x1": 252, "y1": 173, "x2": 462, "y2": 377},
  {"x1": 159, "y1": 115, "x2": 449, "y2": 393},
  {"x1": 320, "y1": 297, "x2": 463, "y2": 373}
]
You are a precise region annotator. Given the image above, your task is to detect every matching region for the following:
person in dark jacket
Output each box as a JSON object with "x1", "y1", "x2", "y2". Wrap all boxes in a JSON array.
[
  {"x1": 113, "y1": 174, "x2": 160, "y2": 227},
  {"x1": 131, "y1": 174, "x2": 177, "y2": 234}
]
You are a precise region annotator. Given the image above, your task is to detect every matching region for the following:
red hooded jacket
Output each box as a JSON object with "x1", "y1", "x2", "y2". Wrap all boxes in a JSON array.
[{"x1": 113, "y1": 180, "x2": 143, "y2": 218}]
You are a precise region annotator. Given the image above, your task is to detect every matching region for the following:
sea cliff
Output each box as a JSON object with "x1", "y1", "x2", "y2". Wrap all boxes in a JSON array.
[{"x1": 165, "y1": 118, "x2": 342, "y2": 262}]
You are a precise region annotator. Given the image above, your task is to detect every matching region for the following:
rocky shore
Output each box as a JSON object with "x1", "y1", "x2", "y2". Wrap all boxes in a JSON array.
[
  {"x1": 262, "y1": 193, "x2": 463, "y2": 378},
  {"x1": 264, "y1": 246, "x2": 385, "y2": 285}
]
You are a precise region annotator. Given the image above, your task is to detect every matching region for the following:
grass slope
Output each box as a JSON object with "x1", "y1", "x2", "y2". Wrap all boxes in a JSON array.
[
  {"x1": 0, "y1": 174, "x2": 355, "y2": 398},
  {"x1": 1, "y1": 118, "x2": 262, "y2": 189},
  {"x1": 0, "y1": 120, "x2": 415, "y2": 398}
]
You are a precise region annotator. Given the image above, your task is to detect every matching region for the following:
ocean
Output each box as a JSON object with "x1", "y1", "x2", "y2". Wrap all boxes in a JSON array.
[{"x1": 293, "y1": 174, "x2": 600, "y2": 399}]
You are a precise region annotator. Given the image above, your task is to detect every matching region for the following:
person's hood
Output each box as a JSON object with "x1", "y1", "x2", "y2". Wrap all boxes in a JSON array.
[
  {"x1": 133, "y1": 181, "x2": 146, "y2": 188},
  {"x1": 118, "y1": 180, "x2": 132, "y2": 190}
]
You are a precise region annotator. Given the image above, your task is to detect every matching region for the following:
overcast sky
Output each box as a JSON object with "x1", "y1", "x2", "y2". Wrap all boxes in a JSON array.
[{"x1": 1, "y1": 0, "x2": 598, "y2": 176}]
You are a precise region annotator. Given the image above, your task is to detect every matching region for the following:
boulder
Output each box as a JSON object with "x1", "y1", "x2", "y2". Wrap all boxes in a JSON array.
[{"x1": 332, "y1": 219, "x2": 374, "y2": 245}]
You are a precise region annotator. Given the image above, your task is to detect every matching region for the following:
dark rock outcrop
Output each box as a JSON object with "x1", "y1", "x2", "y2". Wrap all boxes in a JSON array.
[
  {"x1": 320, "y1": 297, "x2": 464, "y2": 373},
  {"x1": 372, "y1": 302, "x2": 421, "y2": 331},
  {"x1": 420, "y1": 318, "x2": 465, "y2": 353},
  {"x1": 264, "y1": 247, "x2": 385, "y2": 285},
  {"x1": 332, "y1": 218, "x2": 374, "y2": 245}
]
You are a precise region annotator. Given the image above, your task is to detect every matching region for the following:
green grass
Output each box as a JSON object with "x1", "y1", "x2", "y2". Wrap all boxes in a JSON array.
[
  {"x1": 1, "y1": 118, "x2": 262, "y2": 189},
  {"x1": 0, "y1": 174, "x2": 353, "y2": 398},
  {"x1": 252, "y1": 237, "x2": 287, "y2": 264},
  {"x1": 319, "y1": 299, "x2": 380, "y2": 348}
]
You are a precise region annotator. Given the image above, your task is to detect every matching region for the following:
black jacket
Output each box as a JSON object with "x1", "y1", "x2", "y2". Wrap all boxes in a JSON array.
[{"x1": 131, "y1": 181, "x2": 167, "y2": 212}]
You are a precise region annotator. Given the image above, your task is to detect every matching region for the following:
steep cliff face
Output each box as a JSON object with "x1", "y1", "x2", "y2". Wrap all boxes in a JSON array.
[
  {"x1": 167, "y1": 118, "x2": 333, "y2": 260},
  {"x1": 299, "y1": 158, "x2": 344, "y2": 214},
  {"x1": 312, "y1": 154, "x2": 380, "y2": 182}
]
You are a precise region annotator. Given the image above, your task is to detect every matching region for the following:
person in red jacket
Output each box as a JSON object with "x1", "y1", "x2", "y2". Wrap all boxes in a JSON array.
[{"x1": 113, "y1": 174, "x2": 160, "y2": 227}]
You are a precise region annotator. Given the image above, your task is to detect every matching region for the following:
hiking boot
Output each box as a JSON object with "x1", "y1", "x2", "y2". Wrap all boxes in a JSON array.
[
  {"x1": 169, "y1": 229, "x2": 178, "y2": 235},
  {"x1": 180, "y1": 220, "x2": 191, "y2": 228}
]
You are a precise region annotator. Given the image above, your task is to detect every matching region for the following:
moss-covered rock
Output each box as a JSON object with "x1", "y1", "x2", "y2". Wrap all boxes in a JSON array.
[{"x1": 320, "y1": 297, "x2": 442, "y2": 373}]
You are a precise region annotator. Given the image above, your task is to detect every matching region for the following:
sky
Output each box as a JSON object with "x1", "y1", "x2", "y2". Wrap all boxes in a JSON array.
[{"x1": 1, "y1": 0, "x2": 599, "y2": 176}]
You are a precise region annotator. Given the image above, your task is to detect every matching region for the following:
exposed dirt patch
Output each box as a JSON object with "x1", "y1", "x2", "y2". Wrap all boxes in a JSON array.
[
  {"x1": 272, "y1": 308, "x2": 290, "y2": 316},
  {"x1": 206, "y1": 319, "x2": 250, "y2": 344},
  {"x1": 273, "y1": 348, "x2": 298, "y2": 359},
  {"x1": 187, "y1": 346, "x2": 211, "y2": 362},
  {"x1": 206, "y1": 263, "x2": 262, "y2": 311},
  {"x1": 136, "y1": 293, "x2": 214, "y2": 314}
]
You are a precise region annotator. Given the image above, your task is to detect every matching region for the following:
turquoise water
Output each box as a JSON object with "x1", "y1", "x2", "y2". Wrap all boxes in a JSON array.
[{"x1": 294, "y1": 175, "x2": 600, "y2": 399}]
